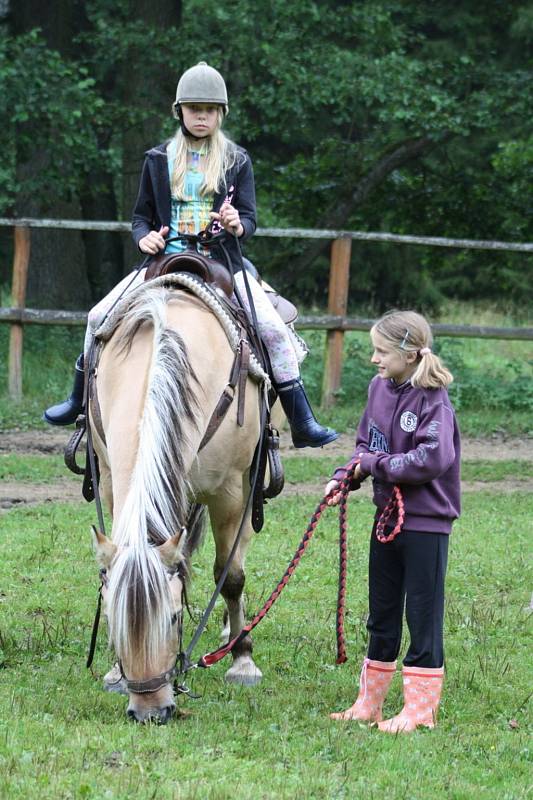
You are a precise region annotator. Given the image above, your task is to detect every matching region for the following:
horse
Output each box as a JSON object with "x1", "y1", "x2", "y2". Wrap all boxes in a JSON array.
[{"x1": 89, "y1": 278, "x2": 264, "y2": 723}]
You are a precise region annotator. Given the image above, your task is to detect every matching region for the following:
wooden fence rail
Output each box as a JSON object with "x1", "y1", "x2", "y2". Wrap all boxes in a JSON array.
[{"x1": 1, "y1": 218, "x2": 532, "y2": 404}]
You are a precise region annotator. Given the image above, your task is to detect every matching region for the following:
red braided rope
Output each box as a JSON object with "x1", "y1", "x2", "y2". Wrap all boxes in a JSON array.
[
  {"x1": 335, "y1": 478, "x2": 350, "y2": 664},
  {"x1": 375, "y1": 484, "x2": 405, "y2": 542},
  {"x1": 198, "y1": 488, "x2": 333, "y2": 668},
  {"x1": 195, "y1": 459, "x2": 402, "y2": 670}
]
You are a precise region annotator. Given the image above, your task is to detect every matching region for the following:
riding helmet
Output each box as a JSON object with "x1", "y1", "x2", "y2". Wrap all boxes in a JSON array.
[{"x1": 172, "y1": 62, "x2": 228, "y2": 117}]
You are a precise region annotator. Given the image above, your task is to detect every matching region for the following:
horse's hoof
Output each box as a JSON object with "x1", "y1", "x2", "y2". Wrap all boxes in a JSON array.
[
  {"x1": 103, "y1": 663, "x2": 128, "y2": 695},
  {"x1": 224, "y1": 660, "x2": 263, "y2": 686}
]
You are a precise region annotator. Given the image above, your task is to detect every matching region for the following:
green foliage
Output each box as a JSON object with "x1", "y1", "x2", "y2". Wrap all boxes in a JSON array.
[
  {"x1": 0, "y1": 30, "x2": 109, "y2": 213},
  {"x1": 0, "y1": 3, "x2": 532, "y2": 312},
  {"x1": 297, "y1": 326, "x2": 533, "y2": 423}
]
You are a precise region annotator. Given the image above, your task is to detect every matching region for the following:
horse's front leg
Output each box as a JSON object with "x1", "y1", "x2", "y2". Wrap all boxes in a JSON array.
[{"x1": 209, "y1": 485, "x2": 263, "y2": 686}]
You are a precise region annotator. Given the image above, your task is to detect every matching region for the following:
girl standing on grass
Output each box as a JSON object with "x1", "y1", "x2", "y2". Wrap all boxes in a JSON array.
[
  {"x1": 326, "y1": 309, "x2": 461, "y2": 733},
  {"x1": 43, "y1": 61, "x2": 337, "y2": 450}
]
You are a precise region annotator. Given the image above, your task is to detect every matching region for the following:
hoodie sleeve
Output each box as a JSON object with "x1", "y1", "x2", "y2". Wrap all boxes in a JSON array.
[
  {"x1": 131, "y1": 156, "x2": 156, "y2": 248},
  {"x1": 359, "y1": 400, "x2": 456, "y2": 485},
  {"x1": 331, "y1": 404, "x2": 372, "y2": 489}
]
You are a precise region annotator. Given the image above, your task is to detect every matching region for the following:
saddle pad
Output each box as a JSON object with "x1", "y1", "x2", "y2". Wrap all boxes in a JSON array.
[{"x1": 94, "y1": 273, "x2": 270, "y2": 385}]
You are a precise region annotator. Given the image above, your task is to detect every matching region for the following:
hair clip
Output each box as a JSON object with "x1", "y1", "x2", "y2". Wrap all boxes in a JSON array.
[
  {"x1": 399, "y1": 329, "x2": 410, "y2": 349},
  {"x1": 419, "y1": 347, "x2": 432, "y2": 356}
]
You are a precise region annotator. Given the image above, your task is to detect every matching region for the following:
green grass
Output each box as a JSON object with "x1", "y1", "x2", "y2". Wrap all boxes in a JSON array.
[
  {"x1": 0, "y1": 453, "x2": 76, "y2": 482},
  {"x1": 283, "y1": 456, "x2": 533, "y2": 485},
  {"x1": 0, "y1": 473, "x2": 531, "y2": 799},
  {"x1": 2, "y1": 453, "x2": 530, "y2": 487}
]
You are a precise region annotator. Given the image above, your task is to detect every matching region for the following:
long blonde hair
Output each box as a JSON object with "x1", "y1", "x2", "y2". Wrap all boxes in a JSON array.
[
  {"x1": 371, "y1": 310, "x2": 453, "y2": 389},
  {"x1": 170, "y1": 108, "x2": 242, "y2": 199}
]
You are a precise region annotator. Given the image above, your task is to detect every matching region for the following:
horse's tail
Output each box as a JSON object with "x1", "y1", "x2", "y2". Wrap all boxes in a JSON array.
[{"x1": 106, "y1": 287, "x2": 200, "y2": 669}]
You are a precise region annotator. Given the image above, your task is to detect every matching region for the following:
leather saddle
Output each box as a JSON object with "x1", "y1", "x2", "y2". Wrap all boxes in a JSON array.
[{"x1": 144, "y1": 231, "x2": 297, "y2": 324}]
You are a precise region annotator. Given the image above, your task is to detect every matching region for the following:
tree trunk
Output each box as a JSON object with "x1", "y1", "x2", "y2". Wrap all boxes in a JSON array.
[{"x1": 120, "y1": 0, "x2": 182, "y2": 268}]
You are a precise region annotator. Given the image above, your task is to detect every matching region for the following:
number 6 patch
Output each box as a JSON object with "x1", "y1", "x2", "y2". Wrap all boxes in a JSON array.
[{"x1": 400, "y1": 411, "x2": 418, "y2": 432}]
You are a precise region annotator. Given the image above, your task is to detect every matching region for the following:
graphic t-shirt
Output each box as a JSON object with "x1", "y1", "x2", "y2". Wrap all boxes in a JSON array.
[{"x1": 166, "y1": 140, "x2": 213, "y2": 254}]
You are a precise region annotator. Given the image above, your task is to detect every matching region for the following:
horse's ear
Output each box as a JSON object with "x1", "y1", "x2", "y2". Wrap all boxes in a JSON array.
[
  {"x1": 157, "y1": 527, "x2": 186, "y2": 567},
  {"x1": 91, "y1": 525, "x2": 117, "y2": 568}
]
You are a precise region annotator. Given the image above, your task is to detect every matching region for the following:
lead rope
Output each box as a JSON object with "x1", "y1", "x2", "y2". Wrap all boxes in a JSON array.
[{"x1": 189, "y1": 459, "x2": 405, "y2": 672}]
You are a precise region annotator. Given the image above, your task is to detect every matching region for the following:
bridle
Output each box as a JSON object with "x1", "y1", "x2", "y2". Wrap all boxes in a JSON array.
[{"x1": 89, "y1": 562, "x2": 192, "y2": 696}]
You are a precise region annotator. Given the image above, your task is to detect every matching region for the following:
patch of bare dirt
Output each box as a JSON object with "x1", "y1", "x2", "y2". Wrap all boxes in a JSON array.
[
  {"x1": 0, "y1": 427, "x2": 72, "y2": 455},
  {"x1": 0, "y1": 427, "x2": 531, "y2": 511},
  {"x1": 0, "y1": 477, "x2": 83, "y2": 511},
  {"x1": 2, "y1": 427, "x2": 532, "y2": 461},
  {"x1": 279, "y1": 430, "x2": 533, "y2": 461}
]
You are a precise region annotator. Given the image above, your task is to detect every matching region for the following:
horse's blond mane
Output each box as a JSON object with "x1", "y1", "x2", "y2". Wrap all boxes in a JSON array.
[{"x1": 107, "y1": 288, "x2": 200, "y2": 671}]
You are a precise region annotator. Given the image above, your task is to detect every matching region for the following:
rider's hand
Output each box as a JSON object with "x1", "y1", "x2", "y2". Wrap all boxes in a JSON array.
[
  {"x1": 325, "y1": 479, "x2": 342, "y2": 506},
  {"x1": 138, "y1": 225, "x2": 169, "y2": 255},
  {"x1": 210, "y1": 202, "x2": 244, "y2": 237}
]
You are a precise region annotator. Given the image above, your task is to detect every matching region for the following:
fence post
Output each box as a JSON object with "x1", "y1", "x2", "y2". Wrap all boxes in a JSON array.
[
  {"x1": 321, "y1": 235, "x2": 352, "y2": 408},
  {"x1": 8, "y1": 225, "x2": 31, "y2": 400}
]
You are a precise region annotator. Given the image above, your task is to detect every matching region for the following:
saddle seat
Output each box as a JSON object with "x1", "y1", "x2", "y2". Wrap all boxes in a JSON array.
[{"x1": 144, "y1": 250, "x2": 298, "y2": 325}]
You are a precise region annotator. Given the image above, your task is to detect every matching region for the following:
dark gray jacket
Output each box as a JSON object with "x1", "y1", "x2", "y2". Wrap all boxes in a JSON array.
[{"x1": 131, "y1": 141, "x2": 256, "y2": 271}]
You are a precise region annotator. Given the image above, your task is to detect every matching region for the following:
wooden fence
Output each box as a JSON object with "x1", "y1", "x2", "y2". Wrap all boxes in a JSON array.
[{"x1": 1, "y1": 217, "x2": 532, "y2": 404}]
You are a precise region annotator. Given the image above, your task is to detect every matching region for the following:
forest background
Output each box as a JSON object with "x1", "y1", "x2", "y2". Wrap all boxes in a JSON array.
[{"x1": 0, "y1": 0, "x2": 532, "y2": 315}]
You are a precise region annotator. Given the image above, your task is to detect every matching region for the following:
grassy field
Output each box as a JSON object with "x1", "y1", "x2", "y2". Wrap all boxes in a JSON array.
[{"x1": 0, "y1": 452, "x2": 531, "y2": 799}]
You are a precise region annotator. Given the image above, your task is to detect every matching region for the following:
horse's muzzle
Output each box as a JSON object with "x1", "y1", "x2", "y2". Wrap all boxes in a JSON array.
[{"x1": 127, "y1": 703, "x2": 176, "y2": 725}]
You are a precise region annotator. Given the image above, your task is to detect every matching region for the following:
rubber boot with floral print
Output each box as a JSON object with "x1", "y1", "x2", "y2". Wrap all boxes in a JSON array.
[
  {"x1": 378, "y1": 665, "x2": 444, "y2": 733},
  {"x1": 330, "y1": 658, "x2": 397, "y2": 722}
]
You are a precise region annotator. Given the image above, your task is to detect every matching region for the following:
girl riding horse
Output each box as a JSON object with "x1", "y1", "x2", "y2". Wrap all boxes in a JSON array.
[{"x1": 44, "y1": 62, "x2": 338, "y2": 451}]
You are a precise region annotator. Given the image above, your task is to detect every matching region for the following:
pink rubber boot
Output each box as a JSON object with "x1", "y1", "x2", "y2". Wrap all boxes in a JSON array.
[
  {"x1": 330, "y1": 658, "x2": 397, "y2": 722},
  {"x1": 378, "y1": 665, "x2": 444, "y2": 733}
]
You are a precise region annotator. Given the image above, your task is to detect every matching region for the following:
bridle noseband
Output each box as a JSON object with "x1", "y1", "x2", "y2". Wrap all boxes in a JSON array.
[{"x1": 90, "y1": 562, "x2": 193, "y2": 696}]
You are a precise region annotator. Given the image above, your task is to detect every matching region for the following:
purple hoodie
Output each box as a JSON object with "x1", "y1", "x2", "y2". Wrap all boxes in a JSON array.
[{"x1": 333, "y1": 376, "x2": 461, "y2": 534}]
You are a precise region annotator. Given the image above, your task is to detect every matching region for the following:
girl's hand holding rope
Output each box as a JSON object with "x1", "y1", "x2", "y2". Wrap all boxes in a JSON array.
[{"x1": 325, "y1": 461, "x2": 365, "y2": 505}]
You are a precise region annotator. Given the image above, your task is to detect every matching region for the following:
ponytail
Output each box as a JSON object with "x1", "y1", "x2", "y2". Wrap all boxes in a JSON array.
[{"x1": 411, "y1": 350, "x2": 453, "y2": 389}]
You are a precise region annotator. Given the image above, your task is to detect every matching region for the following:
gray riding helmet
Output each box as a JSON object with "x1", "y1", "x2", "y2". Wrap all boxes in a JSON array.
[{"x1": 172, "y1": 62, "x2": 229, "y2": 117}]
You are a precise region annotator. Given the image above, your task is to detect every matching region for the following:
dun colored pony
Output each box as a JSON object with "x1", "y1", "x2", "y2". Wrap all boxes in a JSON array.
[{"x1": 90, "y1": 283, "x2": 263, "y2": 723}]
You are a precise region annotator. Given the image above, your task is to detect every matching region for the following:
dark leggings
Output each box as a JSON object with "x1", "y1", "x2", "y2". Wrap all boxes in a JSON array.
[{"x1": 366, "y1": 527, "x2": 449, "y2": 668}]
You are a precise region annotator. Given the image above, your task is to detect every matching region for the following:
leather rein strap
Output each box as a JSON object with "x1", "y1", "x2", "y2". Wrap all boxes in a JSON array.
[{"x1": 198, "y1": 335, "x2": 250, "y2": 451}]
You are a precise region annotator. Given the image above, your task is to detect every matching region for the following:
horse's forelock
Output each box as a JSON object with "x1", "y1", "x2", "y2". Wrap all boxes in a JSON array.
[{"x1": 108, "y1": 546, "x2": 173, "y2": 672}]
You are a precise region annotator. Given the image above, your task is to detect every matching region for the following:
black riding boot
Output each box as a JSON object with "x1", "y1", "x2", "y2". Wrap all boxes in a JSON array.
[
  {"x1": 43, "y1": 354, "x2": 85, "y2": 426},
  {"x1": 276, "y1": 378, "x2": 339, "y2": 449}
]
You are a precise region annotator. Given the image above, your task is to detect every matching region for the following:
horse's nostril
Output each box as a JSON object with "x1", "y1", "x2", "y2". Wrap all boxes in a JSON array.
[
  {"x1": 127, "y1": 708, "x2": 137, "y2": 720},
  {"x1": 158, "y1": 705, "x2": 175, "y2": 724}
]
